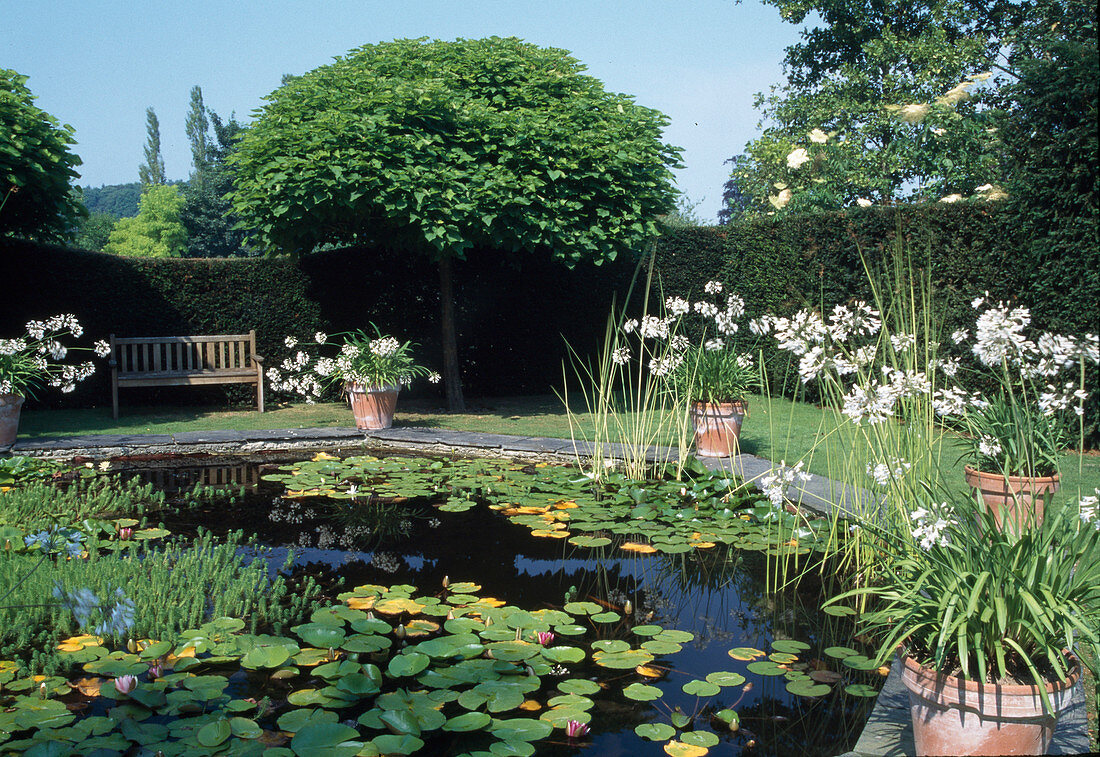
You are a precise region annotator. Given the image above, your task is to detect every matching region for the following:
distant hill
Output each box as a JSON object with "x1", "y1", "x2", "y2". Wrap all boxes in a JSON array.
[{"x1": 79, "y1": 182, "x2": 142, "y2": 217}]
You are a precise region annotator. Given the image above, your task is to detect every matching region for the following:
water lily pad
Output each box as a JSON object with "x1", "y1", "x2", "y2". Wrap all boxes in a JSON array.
[
  {"x1": 631, "y1": 625, "x2": 664, "y2": 637},
  {"x1": 592, "y1": 648, "x2": 655, "y2": 669},
  {"x1": 623, "y1": 683, "x2": 663, "y2": 701},
  {"x1": 786, "y1": 678, "x2": 832, "y2": 697},
  {"x1": 557, "y1": 679, "x2": 601, "y2": 696},
  {"x1": 810, "y1": 670, "x2": 843, "y2": 683},
  {"x1": 682, "y1": 731, "x2": 720, "y2": 748},
  {"x1": 489, "y1": 717, "x2": 554, "y2": 742},
  {"x1": 368, "y1": 734, "x2": 423, "y2": 756},
  {"x1": 562, "y1": 601, "x2": 603, "y2": 616},
  {"x1": 682, "y1": 679, "x2": 721, "y2": 697},
  {"x1": 553, "y1": 624, "x2": 587, "y2": 637},
  {"x1": 705, "y1": 670, "x2": 746, "y2": 687},
  {"x1": 641, "y1": 640, "x2": 683, "y2": 655},
  {"x1": 540, "y1": 646, "x2": 585, "y2": 664},
  {"x1": 771, "y1": 640, "x2": 811, "y2": 654},
  {"x1": 591, "y1": 639, "x2": 631, "y2": 654},
  {"x1": 824, "y1": 646, "x2": 860, "y2": 659},
  {"x1": 568, "y1": 535, "x2": 611, "y2": 548},
  {"x1": 635, "y1": 722, "x2": 677, "y2": 741},
  {"x1": 769, "y1": 652, "x2": 799, "y2": 664},
  {"x1": 842, "y1": 655, "x2": 878, "y2": 671},
  {"x1": 293, "y1": 623, "x2": 346, "y2": 649},
  {"x1": 746, "y1": 661, "x2": 787, "y2": 676},
  {"x1": 663, "y1": 740, "x2": 709, "y2": 757},
  {"x1": 591, "y1": 611, "x2": 621, "y2": 624},
  {"x1": 387, "y1": 652, "x2": 431, "y2": 678},
  {"x1": 443, "y1": 711, "x2": 492, "y2": 732}
]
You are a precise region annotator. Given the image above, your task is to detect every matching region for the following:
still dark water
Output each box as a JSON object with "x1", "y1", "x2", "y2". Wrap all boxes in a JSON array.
[{"x1": 119, "y1": 451, "x2": 877, "y2": 756}]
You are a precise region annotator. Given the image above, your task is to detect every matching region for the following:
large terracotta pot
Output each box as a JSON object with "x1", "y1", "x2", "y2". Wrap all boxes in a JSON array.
[
  {"x1": 689, "y1": 400, "x2": 746, "y2": 457},
  {"x1": 901, "y1": 653, "x2": 1079, "y2": 756},
  {"x1": 346, "y1": 383, "x2": 400, "y2": 430},
  {"x1": 964, "y1": 465, "x2": 1059, "y2": 531},
  {"x1": 0, "y1": 394, "x2": 25, "y2": 448}
]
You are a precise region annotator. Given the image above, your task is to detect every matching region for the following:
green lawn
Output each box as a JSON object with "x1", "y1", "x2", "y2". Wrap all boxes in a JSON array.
[{"x1": 16, "y1": 393, "x2": 1100, "y2": 500}]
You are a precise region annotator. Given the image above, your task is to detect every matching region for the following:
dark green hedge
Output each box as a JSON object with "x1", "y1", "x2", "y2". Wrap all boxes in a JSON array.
[{"x1": 0, "y1": 239, "x2": 325, "y2": 409}]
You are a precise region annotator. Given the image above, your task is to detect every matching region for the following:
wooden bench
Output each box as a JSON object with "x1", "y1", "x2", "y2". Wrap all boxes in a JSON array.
[{"x1": 109, "y1": 331, "x2": 264, "y2": 419}]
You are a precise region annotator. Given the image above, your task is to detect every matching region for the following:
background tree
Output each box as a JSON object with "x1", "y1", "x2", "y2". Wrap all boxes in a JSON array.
[
  {"x1": 184, "y1": 86, "x2": 211, "y2": 188},
  {"x1": 727, "y1": 0, "x2": 1026, "y2": 213},
  {"x1": 181, "y1": 91, "x2": 249, "y2": 258},
  {"x1": 0, "y1": 69, "x2": 84, "y2": 241},
  {"x1": 102, "y1": 184, "x2": 187, "y2": 257},
  {"x1": 138, "y1": 107, "x2": 166, "y2": 188},
  {"x1": 231, "y1": 37, "x2": 681, "y2": 409},
  {"x1": 72, "y1": 211, "x2": 116, "y2": 251},
  {"x1": 80, "y1": 182, "x2": 142, "y2": 218}
]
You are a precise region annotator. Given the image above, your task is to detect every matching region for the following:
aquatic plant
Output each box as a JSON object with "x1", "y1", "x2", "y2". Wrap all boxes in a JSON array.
[
  {"x1": 0, "y1": 475, "x2": 163, "y2": 530},
  {"x1": 0, "y1": 530, "x2": 320, "y2": 674}
]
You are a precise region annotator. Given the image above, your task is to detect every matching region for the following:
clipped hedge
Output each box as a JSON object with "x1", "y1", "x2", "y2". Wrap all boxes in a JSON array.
[{"x1": 0, "y1": 239, "x2": 325, "y2": 409}]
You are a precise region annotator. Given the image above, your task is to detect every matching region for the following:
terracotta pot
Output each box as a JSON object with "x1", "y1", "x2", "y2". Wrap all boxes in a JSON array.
[
  {"x1": 901, "y1": 654, "x2": 1079, "y2": 756},
  {"x1": 964, "y1": 465, "x2": 1059, "y2": 531},
  {"x1": 689, "y1": 400, "x2": 746, "y2": 457},
  {"x1": 346, "y1": 383, "x2": 400, "y2": 430},
  {"x1": 0, "y1": 394, "x2": 25, "y2": 448}
]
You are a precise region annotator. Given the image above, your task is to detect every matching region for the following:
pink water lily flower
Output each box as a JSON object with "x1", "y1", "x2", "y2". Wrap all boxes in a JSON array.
[
  {"x1": 536, "y1": 631, "x2": 555, "y2": 646},
  {"x1": 114, "y1": 675, "x2": 137, "y2": 695},
  {"x1": 118, "y1": 527, "x2": 133, "y2": 540},
  {"x1": 565, "y1": 720, "x2": 590, "y2": 738}
]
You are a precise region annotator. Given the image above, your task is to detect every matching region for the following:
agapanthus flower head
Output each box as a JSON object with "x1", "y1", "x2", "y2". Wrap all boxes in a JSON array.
[{"x1": 703, "y1": 280, "x2": 724, "y2": 295}]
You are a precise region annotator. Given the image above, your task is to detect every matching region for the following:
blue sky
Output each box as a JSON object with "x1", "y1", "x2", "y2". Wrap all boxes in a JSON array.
[{"x1": 4, "y1": 1, "x2": 803, "y2": 222}]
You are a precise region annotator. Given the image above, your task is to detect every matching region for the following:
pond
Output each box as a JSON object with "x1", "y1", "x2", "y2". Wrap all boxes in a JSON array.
[{"x1": 108, "y1": 450, "x2": 881, "y2": 756}]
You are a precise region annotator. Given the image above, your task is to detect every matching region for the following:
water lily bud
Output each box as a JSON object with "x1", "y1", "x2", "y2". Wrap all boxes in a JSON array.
[
  {"x1": 446, "y1": 610, "x2": 455, "y2": 620},
  {"x1": 127, "y1": 639, "x2": 137, "y2": 654},
  {"x1": 328, "y1": 647, "x2": 336, "y2": 660},
  {"x1": 441, "y1": 576, "x2": 449, "y2": 588},
  {"x1": 4, "y1": 539, "x2": 10, "y2": 550},
  {"x1": 486, "y1": 650, "x2": 494, "y2": 659},
  {"x1": 623, "y1": 600, "x2": 633, "y2": 615},
  {"x1": 484, "y1": 616, "x2": 493, "y2": 627},
  {"x1": 39, "y1": 682, "x2": 47, "y2": 699},
  {"x1": 366, "y1": 611, "x2": 375, "y2": 621},
  {"x1": 147, "y1": 661, "x2": 163, "y2": 679},
  {"x1": 394, "y1": 624, "x2": 406, "y2": 639}
]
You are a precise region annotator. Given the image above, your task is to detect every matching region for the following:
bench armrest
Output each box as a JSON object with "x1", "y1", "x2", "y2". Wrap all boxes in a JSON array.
[{"x1": 251, "y1": 354, "x2": 265, "y2": 364}]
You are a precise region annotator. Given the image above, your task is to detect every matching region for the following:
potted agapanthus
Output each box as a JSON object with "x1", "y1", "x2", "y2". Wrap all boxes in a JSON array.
[
  {"x1": 0, "y1": 315, "x2": 109, "y2": 447},
  {"x1": 829, "y1": 485, "x2": 1099, "y2": 756},
  {"x1": 268, "y1": 326, "x2": 440, "y2": 430},
  {"x1": 943, "y1": 296, "x2": 1097, "y2": 530},
  {"x1": 665, "y1": 281, "x2": 760, "y2": 457}
]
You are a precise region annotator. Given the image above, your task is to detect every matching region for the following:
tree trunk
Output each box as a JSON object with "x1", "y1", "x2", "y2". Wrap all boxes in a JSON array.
[{"x1": 438, "y1": 256, "x2": 466, "y2": 412}]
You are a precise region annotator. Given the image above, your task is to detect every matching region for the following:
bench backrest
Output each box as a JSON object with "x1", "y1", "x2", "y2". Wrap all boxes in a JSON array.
[{"x1": 111, "y1": 332, "x2": 258, "y2": 375}]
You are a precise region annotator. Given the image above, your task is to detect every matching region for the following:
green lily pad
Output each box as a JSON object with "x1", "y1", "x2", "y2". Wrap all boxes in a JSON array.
[
  {"x1": 557, "y1": 679, "x2": 601, "y2": 696},
  {"x1": 631, "y1": 625, "x2": 664, "y2": 637},
  {"x1": 728, "y1": 646, "x2": 766, "y2": 661},
  {"x1": 196, "y1": 719, "x2": 232, "y2": 748},
  {"x1": 540, "y1": 646, "x2": 585, "y2": 664},
  {"x1": 635, "y1": 722, "x2": 677, "y2": 741},
  {"x1": 844, "y1": 683, "x2": 880, "y2": 697},
  {"x1": 705, "y1": 670, "x2": 746, "y2": 687},
  {"x1": 682, "y1": 679, "x2": 721, "y2": 697},
  {"x1": 824, "y1": 646, "x2": 860, "y2": 659},
  {"x1": 293, "y1": 623, "x2": 347, "y2": 649},
  {"x1": 746, "y1": 660, "x2": 788, "y2": 676},
  {"x1": 786, "y1": 678, "x2": 832, "y2": 697},
  {"x1": 443, "y1": 711, "x2": 492, "y2": 732},
  {"x1": 592, "y1": 648, "x2": 654, "y2": 669},
  {"x1": 387, "y1": 653, "x2": 431, "y2": 678},
  {"x1": 489, "y1": 717, "x2": 554, "y2": 742},
  {"x1": 562, "y1": 601, "x2": 603, "y2": 616},
  {"x1": 623, "y1": 683, "x2": 662, "y2": 701},
  {"x1": 681, "y1": 731, "x2": 721, "y2": 748},
  {"x1": 771, "y1": 639, "x2": 811, "y2": 654}
]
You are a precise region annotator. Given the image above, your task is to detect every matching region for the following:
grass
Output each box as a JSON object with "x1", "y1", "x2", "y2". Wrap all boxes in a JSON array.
[{"x1": 18, "y1": 393, "x2": 1100, "y2": 499}]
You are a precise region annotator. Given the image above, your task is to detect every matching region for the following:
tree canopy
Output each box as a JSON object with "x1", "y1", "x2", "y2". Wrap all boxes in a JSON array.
[
  {"x1": 230, "y1": 36, "x2": 682, "y2": 263},
  {"x1": 102, "y1": 184, "x2": 188, "y2": 258},
  {"x1": 728, "y1": 0, "x2": 1034, "y2": 212},
  {"x1": 0, "y1": 69, "x2": 84, "y2": 241}
]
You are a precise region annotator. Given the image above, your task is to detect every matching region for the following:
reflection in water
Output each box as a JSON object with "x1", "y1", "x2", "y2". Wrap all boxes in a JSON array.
[{"x1": 123, "y1": 454, "x2": 877, "y2": 756}]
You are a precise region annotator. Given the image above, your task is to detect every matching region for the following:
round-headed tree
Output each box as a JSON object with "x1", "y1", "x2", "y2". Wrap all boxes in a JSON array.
[
  {"x1": 1, "y1": 69, "x2": 84, "y2": 241},
  {"x1": 230, "y1": 37, "x2": 682, "y2": 409}
]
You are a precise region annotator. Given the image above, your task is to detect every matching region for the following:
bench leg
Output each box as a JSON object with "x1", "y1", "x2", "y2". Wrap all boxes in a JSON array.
[{"x1": 257, "y1": 375, "x2": 264, "y2": 413}]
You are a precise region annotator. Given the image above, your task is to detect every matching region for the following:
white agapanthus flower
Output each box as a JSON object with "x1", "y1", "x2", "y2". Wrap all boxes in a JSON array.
[
  {"x1": 313, "y1": 331, "x2": 327, "y2": 344},
  {"x1": 611, "y1": 346, "x2": 632, "y2": 365},
  {"x1": 622, "y1": 319, "x2": 639, "y2": 334},
  {"x1": 704, "y1": 339, "x2": 724, "y2": 351},
  {"x1": 867, "y1": 458, "x2": 912, "y2": 486},
  {"x1": 714, "y1": 311, "x2": 739, "y2": 335},
  {"x1": 369, "y1": 336, "x2": 400, "y2": 358},
  {"x1": 841, "y1": 381, "x2": 898, "y2": 425},
  {"x1": 669, "y1": 335, "x2": 690, "y2": 352},
  {"x1": 427, "y1": 372, "x2": 442, "y2": 384},
  {"x1": 694, "y1": 301, "x2": 719, "y2": 319},
  {"x1": 1079, "y1": 491, "x2": 1099, "y2": 529},
  {"x1": 972, "y1": 303, "x2": 1032, "y2": 366},
  {"x1": 664, "y1": 296, "x2": 690, "y2": 317},
  {"x1": 284, "y1": 336, "x2": 298, "y2": 349},
  {"x1": 910, "y1": 504, "x2": 952, "y2": 549},
  {"x1": 978, "y1": 436, "x2": 1002, "y2": 457},
  {"x1": 890, "y1": 332, "x2": 917, "y2": 352},
  {"x1": 773, "y1": 310, "x2": 827, "y2": 356},
  {"x1": 759, "y1": 460, "x2": 812, "y2": 507},
  {"x1": 639, "y1": 315, "x2": 671, "y2": 340},
  {"x1": 749, "y1": 316, "x2": 775, "y2": 336},
  {"x1": 93, "y1": 340, "x2": 111, "y2": 358},
  {"x1": 798, "y1": 346, "x2": 828, "y2": 383},
  {"x1": 703, "y1": 280, "x2": 724, "y2": 295}
]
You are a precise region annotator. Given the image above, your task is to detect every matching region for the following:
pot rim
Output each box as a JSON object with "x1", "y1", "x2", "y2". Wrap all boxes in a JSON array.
[
  {"x1": 900, "y1": 650, "x2": 1080, "y2": 698},
  {"x1": 963, "y1": 464, "x2": 1060, "y2": 486},
  {"x1": 689, "y1": 399, "x2": 748, "y2": 411},
  {"x1": 345, "y1": 382, "x2": 402, "y2": 394}
]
